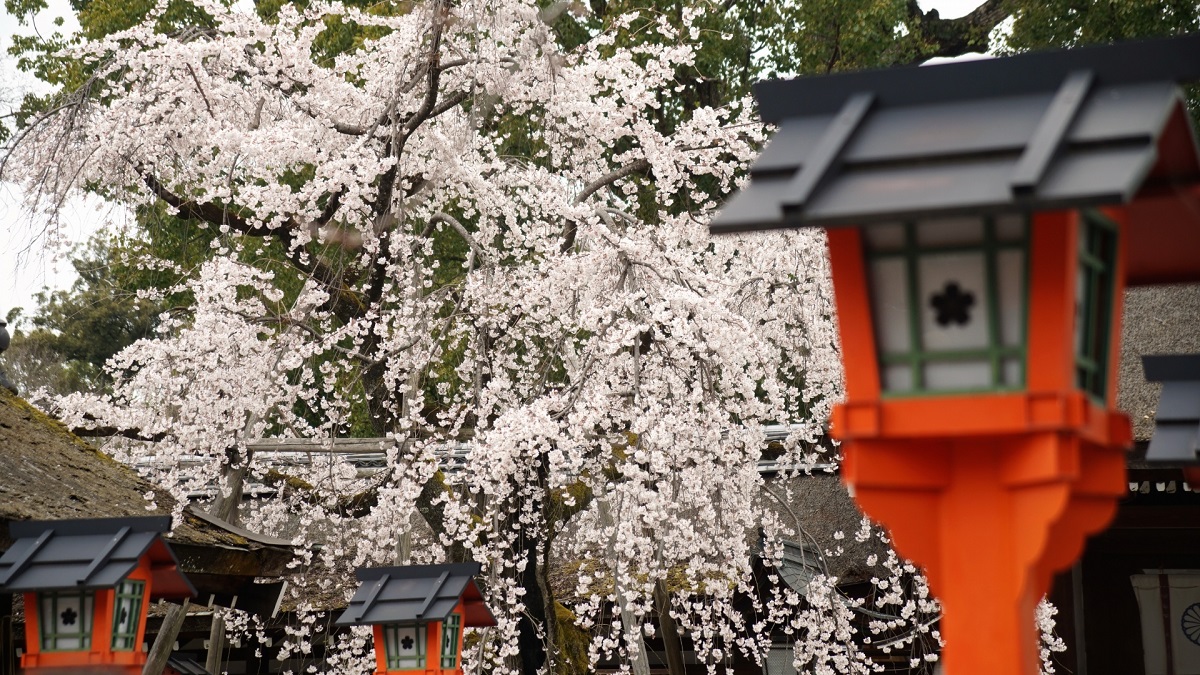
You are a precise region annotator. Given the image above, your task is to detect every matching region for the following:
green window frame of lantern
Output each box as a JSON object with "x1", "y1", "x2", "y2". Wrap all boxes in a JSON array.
[
  {"x1": 383, "y1": 624, "x2": 426, "y2": 670},
  {"x1": 864, "y1": 215, "x2": 1030, "y2": 396},
  {"x1": 110, "y1": 580, "x2": 145, "y2": 650},
  {"x1": 38, "y1": 590, "x2": 94, "y2": 651},
  {"x1": 440, "y1": 614, "x2": 461, "y2": 669},
  {"x1": 1074, "y1": 210, "x2": 1119, "y2": 403}
]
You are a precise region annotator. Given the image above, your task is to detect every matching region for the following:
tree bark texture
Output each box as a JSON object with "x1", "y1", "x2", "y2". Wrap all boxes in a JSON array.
[{"x1": 654, "y1": 580, "x2": 686, "y2": 675}]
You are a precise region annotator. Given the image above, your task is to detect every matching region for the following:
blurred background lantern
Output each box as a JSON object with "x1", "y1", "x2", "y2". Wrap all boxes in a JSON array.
[{"x1": 336, "y1": 563, "x2": 495, "y2": 675}]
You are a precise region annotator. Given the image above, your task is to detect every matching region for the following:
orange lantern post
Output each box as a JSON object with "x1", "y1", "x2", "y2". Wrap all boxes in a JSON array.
[
  {"x1": 712, "y1": 35, "x2": 1200, "y2": 675},
  {"x1": 0, "y1": 517, "x2": 195, "y2": 674},
  {"x1": 336, "y1": 563, "x2": 496, "y2": 675}
]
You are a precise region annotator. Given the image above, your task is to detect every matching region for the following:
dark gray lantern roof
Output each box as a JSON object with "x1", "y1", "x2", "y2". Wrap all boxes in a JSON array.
[
  {"x1": 0, "y1": 516, "x2": 195, "y2": 598},
  {"x1": 335, "y1": 562, "x2": 496, "y2": 628},
  {"x1": 712, "y1": 34, "x2": 1200, "y2": 283},
  {"x1": 1142, "y1": 354, "x2": 1200, "y2": 462}
]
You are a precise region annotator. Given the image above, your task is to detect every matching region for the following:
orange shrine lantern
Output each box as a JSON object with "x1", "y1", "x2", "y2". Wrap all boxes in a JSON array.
[
  {"x1": 712, "y1": 35, "x2": 1200, "y2": 675},
  {"x1": 336, "y1": 563, "x2": 496, "y2": 675},
  {"x1": 0, "y1": 516, "x2": 195, "y2": 674}
]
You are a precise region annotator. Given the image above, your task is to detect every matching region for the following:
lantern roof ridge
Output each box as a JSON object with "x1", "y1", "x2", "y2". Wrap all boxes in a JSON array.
[
  {"x1": 755, "y1": 33, "x2": 1200, "y2": 123},
  {"x1": 8, "y1": 515, "x2": 171, "y2": 539},
  {"x1": 714, "y1": 33, "x2": 1200, "y2": 284},
  {"x1": 335, "y1": 562, "x2": 497, "y2": 628},
  {"x1": 0, "y1": 515, "x2": 196, "y2": 598}
]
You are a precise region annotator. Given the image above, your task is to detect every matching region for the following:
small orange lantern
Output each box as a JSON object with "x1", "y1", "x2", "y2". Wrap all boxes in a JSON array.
[
  {"x1": 336, "y1": 563, "x2": 496, "y2": 675},
  {"x1": 712, "y1": 34, "x2": 1200, "y2": 675},
  {"x1": 0, "y1": 516, "x2": 195, "y2": 673}
]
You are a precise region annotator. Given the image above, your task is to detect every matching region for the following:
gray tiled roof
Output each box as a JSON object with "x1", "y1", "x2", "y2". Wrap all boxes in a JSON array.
[{"x1": 335, "y1": 563, "x2": 495, "y2": 627}]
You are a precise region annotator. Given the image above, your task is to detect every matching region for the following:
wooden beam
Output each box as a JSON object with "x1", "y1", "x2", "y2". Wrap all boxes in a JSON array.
[{"x1": 143, "y1": 599, "x2": 190, "y2": 675}]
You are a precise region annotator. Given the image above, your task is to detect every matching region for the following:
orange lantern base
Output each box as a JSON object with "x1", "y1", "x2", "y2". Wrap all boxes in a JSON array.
[{"x1": 840, "y1": 426, "x2": 1127, "y2": 675}]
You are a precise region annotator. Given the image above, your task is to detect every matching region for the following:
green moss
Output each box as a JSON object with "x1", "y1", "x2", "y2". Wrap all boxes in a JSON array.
[
  {"x1": 0, "y1": 387, "x2": 120, "y2": 459},
  {"x1": 554, "y1": 602, "x2": 590, "y2": 675},
  {"x1": 260, "y1": 468, "x2": 317, "y2": 492}
]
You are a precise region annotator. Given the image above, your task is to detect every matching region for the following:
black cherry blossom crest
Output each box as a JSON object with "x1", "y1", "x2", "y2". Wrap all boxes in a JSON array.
[{"x1": 930, "y1": 281, "x2": 975, "y2": 327}]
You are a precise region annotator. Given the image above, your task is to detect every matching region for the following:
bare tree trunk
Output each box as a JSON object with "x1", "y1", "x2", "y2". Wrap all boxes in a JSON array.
[
  {"x1": 215, "y1": 458, "x2": 248, "y2": 524},
  {"x1": 654, "y1": 580, "x2": 686, "y2": 675},
  {"x1": 205, "y1": 424, "x2": 252, "y2": 673},
  {"x1": 538, "y1": 535, "x2": 558, "y2": 675},
  {"x1": 143, "y1": 600, "x2": 190, "y2": 675},
  {"x1": 597, "y1": 497, "x2": 651, "y2": 675}
]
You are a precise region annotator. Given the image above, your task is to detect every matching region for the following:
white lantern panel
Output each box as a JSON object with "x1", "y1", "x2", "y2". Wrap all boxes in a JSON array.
[
  {"x1": 40, "y1": 592, "x2": 93, "y2": 651},
  {"x1": 869, "y1": 257, "x2": 911, "y2": 353},
  {"x1": 1003, "y1": 357, "x2": 1023, "y2": 387},
  {"x1": 384, "y1": 623, "x2": 426, "y2": 669},
  {"x1": 924, "y1": 360, "x2": 992, "y2": 390},
  {"x1": 863, "y1": 223, "x2": 906, "y2": 250},
  {"x1": 918, "y1": 252, "x2": 990, "y2": 351},
  {"x1": 915, "y1": 217, "x2": 984, "y2": 247},
  {"x1": 112, "y1": 580, "x2": 145, "y2": 650},
  {"x1": 997, "y1": 249, "x2": 1026, "y2": 348},
  {"x1": 392, "y1": 626, "x2": 420, "y2": 655},
  {"x1": 883, "y1": 364, "x2": 914, "y2": 391}
]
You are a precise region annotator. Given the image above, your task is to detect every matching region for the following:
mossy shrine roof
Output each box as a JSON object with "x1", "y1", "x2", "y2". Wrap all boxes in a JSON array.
[
  {"x1": 0, "y1": 387, "x2": 293, "y2": 591},
  {"x1": 713, "y1": 33, "x2": 1200, "y2": 286},
  {"x1": 335, "y1": 563, "x2": 496, "y2": 628},
  {"x1": 0, "y1": 516, "x2": 195, "y2": 598}
]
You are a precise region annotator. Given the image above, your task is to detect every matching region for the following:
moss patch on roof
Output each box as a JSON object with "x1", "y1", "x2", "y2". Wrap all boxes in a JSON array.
[{"x1": 0, "y1": 387, "x2": 252, "y2": 551}]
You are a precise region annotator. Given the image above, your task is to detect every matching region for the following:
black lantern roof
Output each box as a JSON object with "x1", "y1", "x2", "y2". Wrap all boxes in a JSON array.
[
  {"x1": 335, "y1": 562, "x2": 496, "y2": 628},
  {"x1": 0, "y1": 516, "x2": 195, "y2": 598},
  {"x1": 1143, "y1": 354, "x2": 1200, "y2": 462},
  {"x1": 712, "y1": 33, "x2": 1200, "y2": 283}
]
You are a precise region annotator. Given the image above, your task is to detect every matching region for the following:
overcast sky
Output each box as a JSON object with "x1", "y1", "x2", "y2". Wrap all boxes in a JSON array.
[{"x1": 0, "y1": 0, "x2": 990, "y2": 329}]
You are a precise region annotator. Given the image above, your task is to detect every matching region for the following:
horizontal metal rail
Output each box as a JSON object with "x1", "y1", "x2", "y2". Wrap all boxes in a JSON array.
[{"x1": 138, "y1": 425, "x2": 834, "y2": 499}]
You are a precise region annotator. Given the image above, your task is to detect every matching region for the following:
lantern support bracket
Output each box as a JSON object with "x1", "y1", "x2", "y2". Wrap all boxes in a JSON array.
[
  {"x1": 781, "y1": 91, "x2": 874, "y2": 215},
  {"x1": 77, "y1": 525, "x2": 131, "y2": 585},
  {"x1": 416, "y1": 570, "x2": 450, "y2": 619},
  {"x1": 1011, "y1": 70, "x2": 1094, "y2": 195}
]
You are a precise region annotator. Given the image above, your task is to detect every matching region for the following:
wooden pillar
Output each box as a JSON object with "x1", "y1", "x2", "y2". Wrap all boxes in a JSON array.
[{"x1": 144, "y1": 600, "x2": 190, "y2": 675}]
